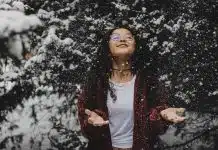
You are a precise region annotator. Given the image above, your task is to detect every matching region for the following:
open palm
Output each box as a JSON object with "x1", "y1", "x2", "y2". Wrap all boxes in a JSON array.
[
  {"x1": 160, "y1": 108, "x2": 186, "y2": 123},
  {"x1": 85, "y1": 109, "x2": 109, "y2": 126}
]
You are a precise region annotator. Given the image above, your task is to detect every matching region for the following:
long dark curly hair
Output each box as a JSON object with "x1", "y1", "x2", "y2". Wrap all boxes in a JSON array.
[{"x1": 83, "y1": 25, "x2": 153, "y2": 108}]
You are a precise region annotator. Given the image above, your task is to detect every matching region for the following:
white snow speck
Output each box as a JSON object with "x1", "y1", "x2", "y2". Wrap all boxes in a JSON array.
[
  {"x1": 111, "y1": 2, "x2": 130, "y2": 11},
  {"x1": 159, "y1": 74, "x2": 168, "y2": 81},
  {"x1": 152, "y1": 15, "x2": 164, "y2": 25}
]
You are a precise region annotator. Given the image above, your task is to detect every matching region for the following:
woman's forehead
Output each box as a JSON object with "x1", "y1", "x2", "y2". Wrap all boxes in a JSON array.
[{"x1": 111, "y1": 28, "x2": 132, "y2": 35}]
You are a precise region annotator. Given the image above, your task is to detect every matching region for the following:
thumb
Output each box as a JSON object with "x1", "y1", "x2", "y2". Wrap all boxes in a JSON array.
[
  {"x1": 103, "y1": 120, "x2": 109, "y2": 125},
  {"x1": 85, "y1": 109, "x2": 92, "y2": 116},
  {"x1": 176, "y1": 108, "x2": 186, "y2": 116},
  {"x1": 177, "y1": 108, "x2": 186, "y2": 112}
]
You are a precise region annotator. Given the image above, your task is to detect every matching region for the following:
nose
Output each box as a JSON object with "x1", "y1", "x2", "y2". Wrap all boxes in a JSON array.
[{"x1": 120, "y1": 39, "x2": 126, "y2": 42}]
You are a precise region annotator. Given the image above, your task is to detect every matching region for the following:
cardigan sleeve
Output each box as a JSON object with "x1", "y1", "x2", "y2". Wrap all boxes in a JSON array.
[
  {"x1": 148, "y1": 79, "x2": 172, "y2": 136},
  {"x1": 76, "y1": 86, "x2": 107, "y2": 140}
]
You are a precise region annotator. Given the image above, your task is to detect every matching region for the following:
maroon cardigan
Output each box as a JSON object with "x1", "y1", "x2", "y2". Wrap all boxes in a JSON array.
[{"x1": 77, "y1": 71, "x2": 170, "y2": 150}]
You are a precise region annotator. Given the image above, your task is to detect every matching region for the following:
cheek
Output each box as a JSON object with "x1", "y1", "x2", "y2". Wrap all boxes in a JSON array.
[{"x1": 109, "y1": 42, "x2": 116, "y2": 53}]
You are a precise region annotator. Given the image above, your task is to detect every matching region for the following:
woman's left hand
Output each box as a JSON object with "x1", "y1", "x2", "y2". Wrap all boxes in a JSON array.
[{"x1": 160, "y1": 108, "x2": 186, "y2": 123}]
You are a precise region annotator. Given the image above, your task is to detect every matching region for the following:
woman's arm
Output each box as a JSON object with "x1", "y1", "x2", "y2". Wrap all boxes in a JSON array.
[
  {"x1": 148, "y1": 78, "x2": 185, "y2": 136},
  {"x1": 77, "y1": 86, "x2": 107, "y2": 140},
  {"x1": 148, "y1": 81, "x2": 171, "y2": 135}
]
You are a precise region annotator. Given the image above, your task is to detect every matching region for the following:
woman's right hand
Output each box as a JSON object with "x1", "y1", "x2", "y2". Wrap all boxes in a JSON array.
[{"x1": 85, "y1": 109, "x2": 109, "y2": 126}]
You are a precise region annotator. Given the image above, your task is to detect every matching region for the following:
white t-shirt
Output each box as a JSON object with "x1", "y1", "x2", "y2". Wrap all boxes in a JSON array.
[{"x1": 107, "y1": 75, "x2": 136, "y2": 148}]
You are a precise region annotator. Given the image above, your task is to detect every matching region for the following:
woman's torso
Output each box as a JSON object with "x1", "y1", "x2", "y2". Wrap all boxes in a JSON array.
[{"x1": 107, "y1": 75, "x2": 136, "y2": 149}]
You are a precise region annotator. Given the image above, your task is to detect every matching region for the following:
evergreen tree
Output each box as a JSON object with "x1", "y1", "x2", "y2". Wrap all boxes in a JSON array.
[{"x1": 0, "y1": 0, "x2": 217, "y2": 149}]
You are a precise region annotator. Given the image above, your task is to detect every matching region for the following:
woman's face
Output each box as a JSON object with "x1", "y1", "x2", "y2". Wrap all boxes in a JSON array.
[{"x1": 108, "y1": 28, "x2": 136, "y2": 57}]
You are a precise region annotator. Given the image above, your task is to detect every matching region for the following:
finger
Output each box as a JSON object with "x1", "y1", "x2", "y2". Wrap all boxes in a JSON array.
[
  {"x1": 94, "y1": 121, "x2": 109, "y2": 126},
  {"x1": 176, "y1": 108, "x2": 186, "y2": 113},
  {"x1": 165, "y1": 115, "x2": 179, "y2": 122},
  {"x1": 173, "y1": 116, "x2": 186, "y2": 123},
  {"x1": 93, "y1": 123, "x2": 102, "y2": 127},
  {"x1": 175, "y1": 114, "x2": 186, "y2": 119},
  {"x1": 102, "y1": 120, "x2": 109, "y2": 125},
  {"x1": 178, "y1": 116, "x2": 186, "y2": 121},
  {"x1": 93, "y1": 123, "x2": 98, "y2": 126},
  {"x1": 85, "y1": 109, "x2": 92, "y2": 116},
  {"x1": 87, "y1": 118, "x2": 94, "y2": 124},
  {"x1": 92, "y1": 121, "x2": 103, "y2": 127},
  {"x1": 92, "y1": 122, "x2": 104, "y2": 127}
]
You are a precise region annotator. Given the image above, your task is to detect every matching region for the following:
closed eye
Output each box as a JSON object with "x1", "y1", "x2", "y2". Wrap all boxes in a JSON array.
[{"x1": 111, "y1": 36, "x2": 120, "y2": 41}]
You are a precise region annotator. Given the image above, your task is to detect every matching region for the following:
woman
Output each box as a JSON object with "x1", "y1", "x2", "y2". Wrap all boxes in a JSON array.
[{"x1": 77, "y1": 26, "x2": 185, "y2": 150}]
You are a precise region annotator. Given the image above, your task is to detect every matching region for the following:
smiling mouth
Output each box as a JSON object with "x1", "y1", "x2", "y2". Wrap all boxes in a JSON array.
[{"x1": 117, "y1": 44, "x2": 128, "y2": 47}]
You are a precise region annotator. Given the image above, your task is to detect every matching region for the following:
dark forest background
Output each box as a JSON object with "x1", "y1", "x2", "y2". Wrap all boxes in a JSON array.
[{"x1": 0, "y1": 0, "x2": 217, "y2": 149}]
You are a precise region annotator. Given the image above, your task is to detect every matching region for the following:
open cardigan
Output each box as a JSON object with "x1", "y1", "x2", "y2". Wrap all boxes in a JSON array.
[{"x1": 77, "y1": 71, "x2": 170, "y2": 150}]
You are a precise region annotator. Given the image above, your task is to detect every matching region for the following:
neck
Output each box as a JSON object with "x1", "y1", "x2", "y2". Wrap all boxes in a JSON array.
[
  {"x1": 111, "y1": 56, "x2": 131, "y2": 71},
  {"x1": 110, "y1": 56, "x2": 133, "y2": 82}
]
